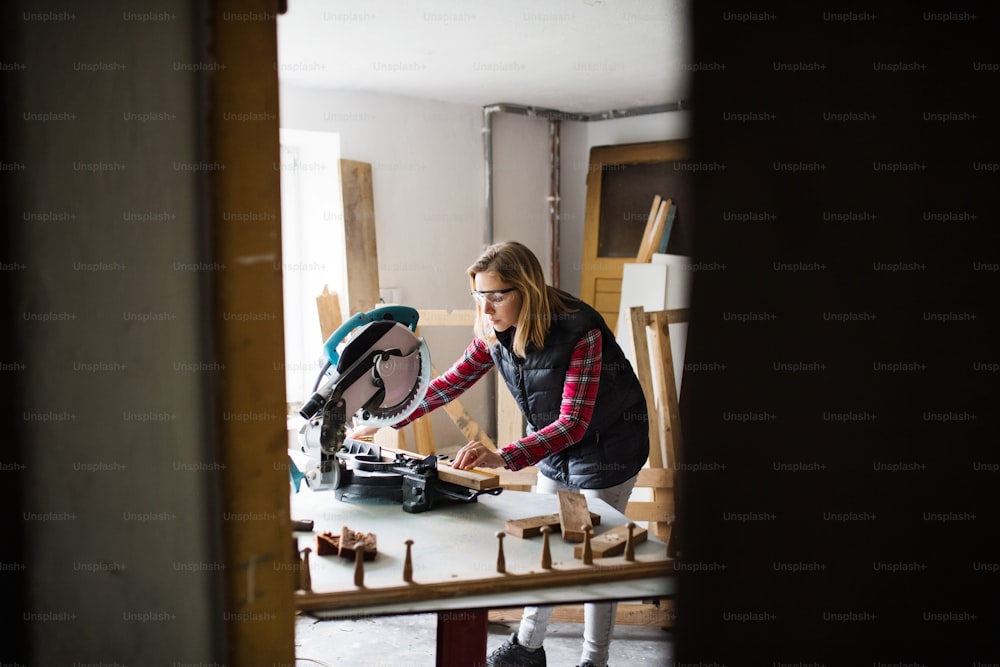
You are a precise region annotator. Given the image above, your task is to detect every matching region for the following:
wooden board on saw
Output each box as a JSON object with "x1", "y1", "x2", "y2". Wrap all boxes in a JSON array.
[
  {"x1": 339, "y1": 159, "x2": 381, "y2": 315},
  {"x1": 378, "y1": 445, "x2": 500, "y2": 491},
  {"x1": 505, "y1": 511, "x2": 602, "y2": 539},
  {"x1": 573, "y1": 524, "x2": 648, "y2": 559}
]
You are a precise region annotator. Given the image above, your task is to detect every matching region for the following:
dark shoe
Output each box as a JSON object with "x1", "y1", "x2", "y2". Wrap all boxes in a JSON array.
[
  {"x1": 486, "y1": 633, "x2": 547, "y2": 666},
  {"x1": 576, "y1": 663, "x2": 607, "y2": 667}
]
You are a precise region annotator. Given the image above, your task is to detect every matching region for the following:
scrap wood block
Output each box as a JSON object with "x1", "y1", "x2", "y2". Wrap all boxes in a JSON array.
[
  {"x1": 573, "y1": 524, "x2": 648, "y2": 559},
  {"x1": 558, "y1": 490, "x2": 593, "y2": 542},
  {"x1": 505, "y1": 511, "x2": 601, "y2": 539},
  {"x1": 316, "y1": 526, "x2": 377, "y2": 561}
]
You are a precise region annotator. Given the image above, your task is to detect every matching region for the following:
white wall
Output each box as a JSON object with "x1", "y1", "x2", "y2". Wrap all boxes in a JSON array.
[
  {"x1": 279, "y1": 86, "x2": 492, "y2": 450},
  {"x1": 491, "y1": 112, "x2": 553, "y2": 281},
  {"x1": 278, "y1": 129, "x2": 344, "y2": 403}
]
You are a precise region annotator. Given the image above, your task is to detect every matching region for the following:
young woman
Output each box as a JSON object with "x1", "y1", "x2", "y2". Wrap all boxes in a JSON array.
[{"x1": 350, "y1": 241, "x2": 649, "y2": 667}]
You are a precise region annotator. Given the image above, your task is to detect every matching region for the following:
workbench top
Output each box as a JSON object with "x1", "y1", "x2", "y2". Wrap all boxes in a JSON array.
[{"x1": 292, "y1": 486, "x2": 674, "y2": 618}]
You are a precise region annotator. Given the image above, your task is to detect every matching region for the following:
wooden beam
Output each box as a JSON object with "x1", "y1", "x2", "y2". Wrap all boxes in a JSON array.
[
  {"x1": 316, "y1": 285, "x2": 343, "y2": 341},
  {"x1": 629, "y1": 307, "x2": 663, "y2": 470},
  {"x1": 625, "y1": 500, "x2": 675, "y2": 523},
  {"x1": 636, "y1": 467, "x2": 674, "y2": 488},
  {"x1": 498, "y1": 467, "x2": 538, "y2": 492},
  {"x1": 665, "y1": 308, "x2": 689, "y2": 324},
  {"x1": 649, "y1": 310, "x2": 683, "y2": 469},
  {"x1": 489, "y1": 601, "x2": 674, "y2": 627},
  {"x1": 505, "y1": 511, "x2": 601, "y2": 539},
  {"x1": 557, "y1": 491, "x2": 593, "y2": 542},
  {"x1": 411, "y1": 415, "x2": 436, "y2": 456},
  {"x1": 339, "y1": 159, "x2": 381, "y2": 315},
  {"x1": 636, "y1": 197, "x2": 670, "y2": 263},
  {"x1": 436, "y1": 364, "x2": 496, "y2": 451},
  {"x1": 211, "y1": 1, "x2": 294, "y2": 664},
  {"x1": 296, "y1": 554, "x2": 673, "y2": 612},
  {"x1": 573, "y1": 524, "x2": 648, "y2": 559}
]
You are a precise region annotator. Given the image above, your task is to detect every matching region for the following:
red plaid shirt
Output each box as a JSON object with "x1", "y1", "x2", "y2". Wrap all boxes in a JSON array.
[{"x1": 395, "y1": 329, "x2": 603, "y2": 471}]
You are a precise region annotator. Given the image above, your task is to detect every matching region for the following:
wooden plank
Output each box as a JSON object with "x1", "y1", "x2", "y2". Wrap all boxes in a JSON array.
[
  {"x1": 441, "y1": 398, "x2": 497, "y2": 450},
  {"x1": 437, "y1": 463, "x2": 499, "y2": 491},
  {"x1": 558, "y1": 491, "x2": 593, "y2": 542},
  {"x1": 339, "y1": 159, "x2": 381, "y2": 315},
  {"x1": 665, "y1": 308, "x2": 690, "y2": 324},
  {"x1": 629, "y1": 307, "x2": 663, "y2": 470},
  {"x1": 489, "y1": 601, "x2": 674, "y2": 627},
  {"x1": 650, "y1": 310, "x2": 682, "y2": 469},
  {"x1": 211, "y1": 1, "x2": 294, "y2": 663},
  {"x1": 498, "y1": 467, "x2": 538, "y2": 492},
  {"x1": 579, "y1": 149, "x2": 606, "y2": 309},
  {"x1": 426, "y1": 363, "x2": 498, "y2": 451},
  {"x1": 624, "y1": 499, "x2": 675, "y2": 523},
  {"x1": 374, "y1": 425, "x2": 406, "y2": 451},
  {"x1": 647, "y1": 194, "x2": 664, "y2": 230},
  {"x1": 436, "y1": 459, "x2": 500, "y2": 490},
  {"x1": 637, "y1": 198, "x2": 670, "y2": 263},
  {"x1": 657, "y1": 201, "x2": 678, "y2": 254},
  {"x1": 635, "y1": 195, "x2": 663, "y2": 263},
  {"x1": 390, "y1": 312, "x2": 498, "y2": 453},
  {"x1": 378, "y1": 445, "x2": 499, "y2": 491},
  {"x1": 636, "y1": 467, "x2": 673, "y2": 488},
  {"x1": 505, "y1": 511, "x2": 601, "y2": 539},
  {"x1": 316, "y1": 285, "x2": 343, "y2": 342},
  {"x1": 411, "y1": 415, "x2": 435, "y2": 456},
  {"x1": 296, "y1": 554, "x2": 674, "y2": 612},
  {"x1": 505, "y1": 513, "x2": 560, "y2": 538},
  {"x1": 573, "y1": 524, "x2": 648, "y2": 559}
]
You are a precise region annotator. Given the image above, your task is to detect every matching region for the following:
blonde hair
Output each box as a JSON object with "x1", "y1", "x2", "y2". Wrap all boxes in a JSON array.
[{"x1": 467, "y1": 241, "x2": 576, "y2": 357}]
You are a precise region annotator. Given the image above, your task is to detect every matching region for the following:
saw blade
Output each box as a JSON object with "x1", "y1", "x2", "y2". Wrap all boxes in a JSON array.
[{"x1": 356, "y1": 337, "x2": 431, "y2": 427}]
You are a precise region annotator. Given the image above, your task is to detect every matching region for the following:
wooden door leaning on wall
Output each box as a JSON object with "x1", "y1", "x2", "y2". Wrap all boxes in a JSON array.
[{"x1": 579, "y1": 139, "x2": 692, "y2": 332}]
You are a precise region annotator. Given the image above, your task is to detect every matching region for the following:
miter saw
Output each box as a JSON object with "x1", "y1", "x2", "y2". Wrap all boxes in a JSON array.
[{"x1": 292, "y1": 305, "x2": 501, "y2": 513}]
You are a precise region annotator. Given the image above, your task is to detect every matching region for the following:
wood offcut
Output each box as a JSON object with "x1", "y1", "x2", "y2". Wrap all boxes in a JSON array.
[
  {"x1": 573, "y1": 523, "x2": 648, "y2": 560},
  {"x1": 316, "y1": 526, "x2": 377, "y2": 561},
  {"x1": 557, "y1": 491, "x2": 593, "y2": 542},
  {"x1": 505, "y1": 511, "x2": 601, "y2": 539}
]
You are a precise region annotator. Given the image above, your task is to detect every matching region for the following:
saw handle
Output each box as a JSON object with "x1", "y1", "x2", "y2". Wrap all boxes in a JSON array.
[{"x1": 323, "y1": 305, "x2": 420, "y2": 366}]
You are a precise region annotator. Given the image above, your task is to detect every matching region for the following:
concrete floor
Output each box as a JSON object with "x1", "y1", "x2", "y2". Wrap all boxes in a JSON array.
[{"x1": 295, "y1": 611, "x2": 673, "y2": 666}]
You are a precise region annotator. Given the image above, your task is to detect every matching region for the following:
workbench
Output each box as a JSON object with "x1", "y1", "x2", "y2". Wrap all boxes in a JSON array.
[{"x1": 291, "y1": 485, "x2": 674, "y2": 665}]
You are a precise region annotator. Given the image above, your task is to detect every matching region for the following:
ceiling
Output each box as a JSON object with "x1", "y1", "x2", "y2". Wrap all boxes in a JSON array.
[{"x1": 276, "y1": 0, "x2": 689, "y2": 113}]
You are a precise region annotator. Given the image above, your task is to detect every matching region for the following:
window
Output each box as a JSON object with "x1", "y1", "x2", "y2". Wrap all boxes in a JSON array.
[{"x1": 279, "y1": 129, "x2": 344, "y2": 405}]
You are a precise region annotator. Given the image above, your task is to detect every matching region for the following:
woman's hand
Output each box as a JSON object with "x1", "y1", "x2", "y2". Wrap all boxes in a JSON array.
[
  {"x1": 452, "y1": 440, "x2": 506, "y2": 470},
  {"x1": 345, "y1": 424, "x2": 379, "y2": 441}
]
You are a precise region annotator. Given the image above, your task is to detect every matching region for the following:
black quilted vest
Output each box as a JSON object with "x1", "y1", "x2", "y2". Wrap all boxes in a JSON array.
[{"x1": 491, "y1": 296, "x2": 649, "y2": 488}]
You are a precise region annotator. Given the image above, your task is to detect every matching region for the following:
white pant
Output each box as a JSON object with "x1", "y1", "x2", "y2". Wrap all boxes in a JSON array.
[{"x1": 516, "y1": 473, "x2": 639, "y2": 667}]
